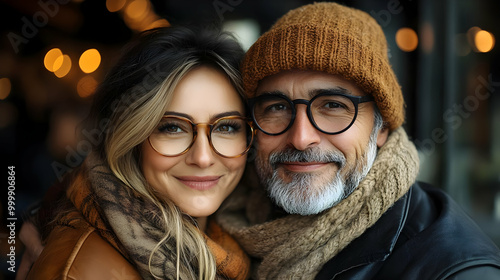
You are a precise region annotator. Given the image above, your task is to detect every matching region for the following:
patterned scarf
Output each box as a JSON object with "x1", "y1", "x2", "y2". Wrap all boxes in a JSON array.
[
  {"x1": 58, "y1": 153, "x2": 250, "y2": 279},
  {"x1": 216, "y1": 127, "x2": 420, "y2": 279}
]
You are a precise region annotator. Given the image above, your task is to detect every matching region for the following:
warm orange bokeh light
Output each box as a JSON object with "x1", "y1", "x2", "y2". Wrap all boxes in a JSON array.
[
  {"x1": 106, "y1": 0, "x2": 126, "y2": 12},
  {"x1": 420, "y1": 22, "x2": 434, "y2": 53},
  {"x1": 467, "y1": 26, "x2": 481, "y2": 46},
  {"x1": 77, "y1": 75, "x2": 98, "y2": 98},
  {"x1": 125, "y1": 0, "x2": 148, "y2": 20},
  {"x1": 144, "y1": 18, "x2": 170, "y2": 31},
  {"x1": 54, "y1": 55, "x2": 72, "y2": 78},
  {"x1": 0, "y1": 78, "x2": 12, "y2": 100},
  {"x1": 475, "y1": 30, "x2": 495, "y2": 53},
  {"x1": 396, "y1": 28, "x2": 418, "y2": 52},
  {"x1": 44, "y1": 48, "x2": 63, "y2": 72},
  {"x1": 79, "y1": 49, "x2": 101, "y2": 74}
]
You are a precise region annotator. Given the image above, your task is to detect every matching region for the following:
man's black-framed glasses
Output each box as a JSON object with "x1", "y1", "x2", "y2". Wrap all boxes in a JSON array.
[
  {"x1": 249, "y1": 91, "x2": 374, "y2": 135},
  {"x1": 148, "y1": 115, "x2": 255, "y2": 158}
]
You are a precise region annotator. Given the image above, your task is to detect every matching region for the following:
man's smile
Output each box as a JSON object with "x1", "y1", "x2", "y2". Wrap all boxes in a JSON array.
[{"x1": 279, "y1": 162, "x2": 331, "y2": 172}]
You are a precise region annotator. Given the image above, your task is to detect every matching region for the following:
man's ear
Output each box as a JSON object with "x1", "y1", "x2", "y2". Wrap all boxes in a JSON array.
[{"x1": 376, "y1": 125, "x2": 389, "y2": 148}]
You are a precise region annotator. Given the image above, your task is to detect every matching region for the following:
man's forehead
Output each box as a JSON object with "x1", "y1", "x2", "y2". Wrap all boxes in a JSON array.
[{"x1": 255, "y1": 69, "x2": 365, "y2": 97}]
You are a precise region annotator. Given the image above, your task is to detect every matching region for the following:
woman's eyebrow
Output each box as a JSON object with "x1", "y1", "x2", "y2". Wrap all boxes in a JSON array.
[
  {"x1": 210, "y1": 111, "x2": 243, "y2": 122},
  {"x1": 163, "y1": 111, "x2": 243, "y2": 122},
  {"x1": 163, "y1": 111, "x2": 193, "y2": 121}
]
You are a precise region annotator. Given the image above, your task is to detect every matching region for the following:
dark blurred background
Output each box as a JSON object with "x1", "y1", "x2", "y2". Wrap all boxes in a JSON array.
[{"x1": 0, "y1": 0, "x2": 499, "y2": 278}]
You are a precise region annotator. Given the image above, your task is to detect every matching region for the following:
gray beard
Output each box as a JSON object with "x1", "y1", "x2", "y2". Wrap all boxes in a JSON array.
[{"x1": 255, "y1": 134, "x2": 378, "y2": 215}]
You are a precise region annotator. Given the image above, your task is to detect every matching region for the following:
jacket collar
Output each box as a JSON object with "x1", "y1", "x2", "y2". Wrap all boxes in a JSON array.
[{"x1": 318, "y1": 187, "x2": 412, "y2": 277}]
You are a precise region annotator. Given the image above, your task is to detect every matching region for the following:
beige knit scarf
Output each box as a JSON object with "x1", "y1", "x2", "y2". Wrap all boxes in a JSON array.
[{"x1": 216, "y1": 127, "x2": 420, "y2": 279}]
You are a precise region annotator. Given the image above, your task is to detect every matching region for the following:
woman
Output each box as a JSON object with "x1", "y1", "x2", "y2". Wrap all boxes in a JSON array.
[{"x1": 25, "y1": 25, "x2": 253, "y2": 280}]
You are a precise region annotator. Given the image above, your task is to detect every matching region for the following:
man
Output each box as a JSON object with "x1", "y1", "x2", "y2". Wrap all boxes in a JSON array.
[{"x1": 215, "y1": 2, "x2": 500, "y2": 279}]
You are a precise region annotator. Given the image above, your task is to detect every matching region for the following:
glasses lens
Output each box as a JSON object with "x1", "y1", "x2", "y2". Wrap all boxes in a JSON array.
[
  {"x1": 310, "y1": 94, "x2": 356, "y2": 133},
  {"x1": 211, "y1": 117, "x2": 251, "y2": 157},
  {"x1": 149, "y1": 117, "x2": 193, "y2": 156},
  {"x1": 252, "y1": 95, "x2": 292, "y2": 134}
]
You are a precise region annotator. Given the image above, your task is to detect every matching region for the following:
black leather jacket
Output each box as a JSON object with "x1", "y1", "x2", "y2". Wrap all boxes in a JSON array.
[{"x1": 316, "y1": 182, "x2": 500, "y2": 280}]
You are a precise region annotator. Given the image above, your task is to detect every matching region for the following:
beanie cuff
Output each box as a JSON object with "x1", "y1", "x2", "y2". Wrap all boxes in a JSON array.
[{"x1": 242, "y1": 25, "x2": 405, "y2": 130}]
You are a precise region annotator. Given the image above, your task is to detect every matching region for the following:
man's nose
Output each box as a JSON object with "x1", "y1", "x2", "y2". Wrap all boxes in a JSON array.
[
  {"x1": 185, "y1": 127, "x2": 215, "y2": 168},
  {"x1": 286, "y1": 105, "x2": 321, "y2": 150}
]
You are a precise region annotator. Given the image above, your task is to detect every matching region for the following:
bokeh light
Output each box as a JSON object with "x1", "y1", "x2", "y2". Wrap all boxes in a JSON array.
[
  {"x1": 396, "y1": 27, "x2": 419, "y2": 52},
  {"x1": 120, "y1": 0, "x2": 164, "y2": 32},
  {"x1": 77, "y1": 75, "x2": 98, "y2": 98},
  {"x1": 467, "y1": 26, "x2": 481, "y2": 46},
  {"x1": 125, "y1": 0, "x2": 149, "y2": 20},
  {"x1": 420, "y1": 22, "x2": 434, "y2": 53},
  {"x1": 106, "y1": 0, "x2": 127, "y2": 12},
  {"x1": 44, "y1": 48, "x2": 63, "y2": 72},
  {"x1": 79, "y1": 49, "x2": 101, "y2": 74},
  {"x1": 54, "y1": 55, "x2": 72, "y2": 78},
  {"x1": 474, "y1": 30, "x2": 495, "y2": 53},
  {"x1": 144, "y1": 18, "x2": 170, "y2": 31},
  {"x1": 0, "y1": 77, "x2": 12, "y2": 100}
]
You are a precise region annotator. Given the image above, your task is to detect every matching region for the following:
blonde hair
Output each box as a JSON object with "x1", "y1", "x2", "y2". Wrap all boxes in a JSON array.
[{"x1": 88, "y1": 26, "x2": 245, "y2": 279}]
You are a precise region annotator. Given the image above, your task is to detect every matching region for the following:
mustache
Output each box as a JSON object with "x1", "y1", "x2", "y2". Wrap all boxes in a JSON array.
[{"x1": 268, "y1": 147, "x2": 346, "y2": 169}]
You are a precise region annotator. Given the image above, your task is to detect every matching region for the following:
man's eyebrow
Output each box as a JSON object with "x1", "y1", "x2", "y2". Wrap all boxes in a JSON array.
[
  {"x1": 309, "y1": 87, "x2": 351, "y2": 98},
  {"x1": 256, "y1": 90, "x2": 286, "y2": 97},
  {"x1": 257, "y1": 88, "x2": 352, "y2": 99}
]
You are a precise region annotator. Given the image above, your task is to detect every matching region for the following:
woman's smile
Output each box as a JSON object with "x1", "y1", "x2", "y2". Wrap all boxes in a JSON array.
[{"x1": 175, "y1": 176, "x2": 222, "y2": 191}]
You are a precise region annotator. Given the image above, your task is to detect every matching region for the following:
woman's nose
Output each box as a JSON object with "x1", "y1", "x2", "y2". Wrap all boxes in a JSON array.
[{"x1": 185, "y1": 126, "x2": 215, "y2": 168}]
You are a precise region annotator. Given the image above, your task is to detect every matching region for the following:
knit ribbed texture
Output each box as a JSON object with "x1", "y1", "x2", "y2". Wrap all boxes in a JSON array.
[
  {"x1": 242, "y1": 2, "x2": 405, "y2": 130},
  {"x1": 216, "y1": 127, "x2": 420, "y2": 279}
]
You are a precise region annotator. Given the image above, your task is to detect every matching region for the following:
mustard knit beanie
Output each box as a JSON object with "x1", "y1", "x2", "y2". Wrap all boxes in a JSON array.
[{"x1": 242, "y1": 2, "x2": 404, "y2": 130}]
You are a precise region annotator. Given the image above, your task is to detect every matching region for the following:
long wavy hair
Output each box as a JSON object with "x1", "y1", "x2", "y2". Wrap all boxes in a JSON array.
[{"x1": 84, "y1": 25, "x2": 245, "y2": 279}]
